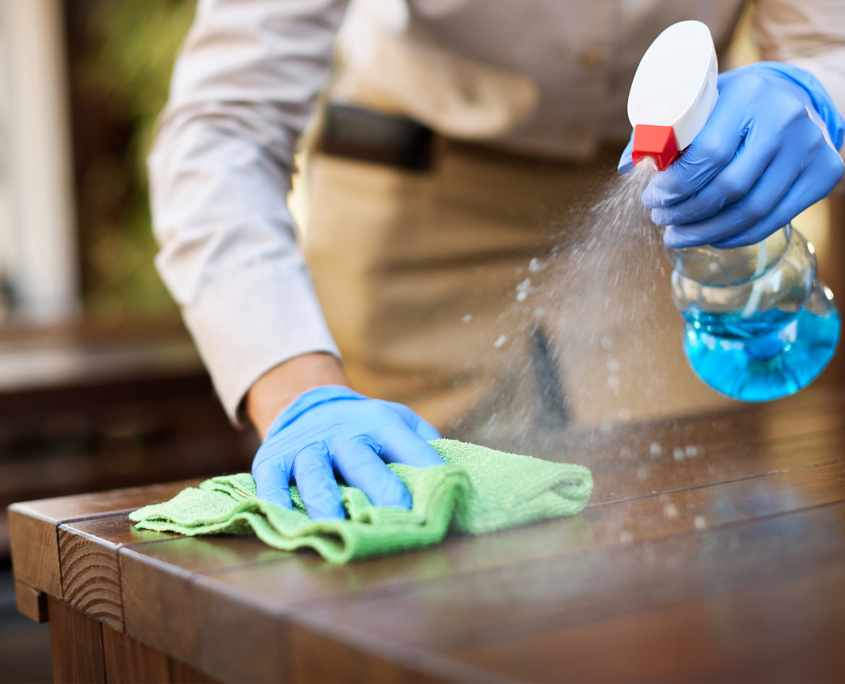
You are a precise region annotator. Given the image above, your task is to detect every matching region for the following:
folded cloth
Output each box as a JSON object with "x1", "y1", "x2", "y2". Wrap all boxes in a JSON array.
[{"x1": 129, "y1": 439, "x2": 593, "y2": 564}]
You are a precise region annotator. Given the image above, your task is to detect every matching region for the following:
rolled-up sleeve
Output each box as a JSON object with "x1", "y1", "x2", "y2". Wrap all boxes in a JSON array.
[
  {"x1": 148, "y1": 0, "x2": 348, "y2": 423},
  {"x1": 754, "y1": 0, "x2": 845, "y2": 146}
]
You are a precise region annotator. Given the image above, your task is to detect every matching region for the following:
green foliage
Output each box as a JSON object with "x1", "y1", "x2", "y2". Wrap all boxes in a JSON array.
[
  {"x1": 86, "y1": 0, "x2": 197, "y2": 185},
  {"x1": 74, "y1": 0, "x2": 196, "y2": 321}
]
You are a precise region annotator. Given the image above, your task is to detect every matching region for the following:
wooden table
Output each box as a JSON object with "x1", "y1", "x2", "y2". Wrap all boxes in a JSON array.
[{"x1": 9, "y1": 387, "x2": 845, "y2": 683}]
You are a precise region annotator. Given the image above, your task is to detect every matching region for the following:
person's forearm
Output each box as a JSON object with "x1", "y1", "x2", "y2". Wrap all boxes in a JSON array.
[
  {"x1": 148, "y1": 0, "x2": 349, "y2": 423},
  {"x1": 246, "y1": 353, "x2": 350, "y2": 438}
]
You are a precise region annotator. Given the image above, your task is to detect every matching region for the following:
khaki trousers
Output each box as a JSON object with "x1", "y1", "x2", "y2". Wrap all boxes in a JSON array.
[{"x1": 304, "y1": 141, "x2": 733, "y2": 443}]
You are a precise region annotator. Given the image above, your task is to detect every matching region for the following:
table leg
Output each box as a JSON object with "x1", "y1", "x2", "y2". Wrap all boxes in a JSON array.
[
  {"x1": 49, "y1": 597, "x2": 106, "y2": 684},
  {"x1": 47, "y1": 597, "x2": 219, "y2": 683},
  {"x1": 102, "y1": 625, "x2": 170, "y2": 683}
]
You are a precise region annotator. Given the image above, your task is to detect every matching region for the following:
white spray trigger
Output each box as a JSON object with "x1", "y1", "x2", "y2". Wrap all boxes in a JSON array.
[{"x1": 627, "y1": 20, "x2": 719, "y2": 170}]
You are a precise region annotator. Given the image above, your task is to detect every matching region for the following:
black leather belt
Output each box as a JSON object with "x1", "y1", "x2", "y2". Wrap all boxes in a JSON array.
[{"x1": 316, "y1": 103, "x2": 435, "y2": 171}]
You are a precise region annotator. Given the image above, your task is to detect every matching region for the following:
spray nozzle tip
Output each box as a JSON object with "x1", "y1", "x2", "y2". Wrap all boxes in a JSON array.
[{"x1": 632, "y1": 125, "x2": 679, "y2": 172}]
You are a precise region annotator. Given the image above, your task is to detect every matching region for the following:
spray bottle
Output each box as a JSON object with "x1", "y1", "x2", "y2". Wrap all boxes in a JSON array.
[{"x1": 628, "y1": 20, "x2": 839, "y2": 401}]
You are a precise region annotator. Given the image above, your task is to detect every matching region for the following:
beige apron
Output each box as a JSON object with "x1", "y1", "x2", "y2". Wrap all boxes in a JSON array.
[{"x1": 304, "y1": 141, "x2": 733, "y2": 441}]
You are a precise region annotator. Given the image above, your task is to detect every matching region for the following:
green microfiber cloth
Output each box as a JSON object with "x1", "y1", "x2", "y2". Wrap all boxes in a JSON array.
[{"x1": 129, "y1": 439, "x2": 593, "y2": 564}]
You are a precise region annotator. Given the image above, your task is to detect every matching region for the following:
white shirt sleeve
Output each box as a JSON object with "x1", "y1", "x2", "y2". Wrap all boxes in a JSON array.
[
  {"x1": 754, "y1": 0, "x2": 845, "y2": 131},
  {"x1": 148, "y1": 0, "x2": 348, "y2": 423}
]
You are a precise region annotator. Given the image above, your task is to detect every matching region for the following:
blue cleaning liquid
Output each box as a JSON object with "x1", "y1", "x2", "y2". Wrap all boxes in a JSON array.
[{"x1": 683, "y1": 307, "x2": 840, "y2": 401}]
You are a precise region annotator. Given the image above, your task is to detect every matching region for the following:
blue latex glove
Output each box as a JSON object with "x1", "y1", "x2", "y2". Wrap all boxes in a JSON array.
[
  {"x1": 251, "y1": 385, "x2": 444, "y2": 519},
  {"x1": 619, "y1": 62, "x2": 845, "y2": 249}
]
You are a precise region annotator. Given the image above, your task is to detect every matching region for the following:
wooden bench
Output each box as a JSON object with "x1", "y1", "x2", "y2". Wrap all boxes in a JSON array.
[{"x1": 9, "y1": 387, "x2": 845, "y2": 682}]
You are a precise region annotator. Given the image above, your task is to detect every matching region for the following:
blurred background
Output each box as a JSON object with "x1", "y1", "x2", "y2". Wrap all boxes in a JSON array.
[
  {"x1": 0, "y1": 2, "x2": 259, "y2": 681},
  {"x1": 0, "y1": 1, "x2": 843, "y2": 682}
]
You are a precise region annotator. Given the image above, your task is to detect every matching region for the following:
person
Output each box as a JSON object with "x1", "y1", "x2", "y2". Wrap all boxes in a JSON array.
[{"x1": 149, "y1": 0, "x2": 845, "y2": 520}]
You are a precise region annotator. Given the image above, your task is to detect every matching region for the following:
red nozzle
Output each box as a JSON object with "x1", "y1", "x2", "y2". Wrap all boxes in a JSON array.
[{"x1": 632, "y1": 124, "x2": 679, "y2": 171}]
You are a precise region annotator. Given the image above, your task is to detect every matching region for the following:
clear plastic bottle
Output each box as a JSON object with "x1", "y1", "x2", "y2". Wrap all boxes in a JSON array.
[{"x1": 666, "y1": 224, "x2": 840, "y2": 401}]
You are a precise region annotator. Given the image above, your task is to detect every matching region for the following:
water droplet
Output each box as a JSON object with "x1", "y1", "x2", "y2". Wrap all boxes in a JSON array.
[
  {"x1": 663, "y1": 503, "x2": 679, "y2": 519},
  {"x1": 619, "y1": 530, "x2": 634, "y2": 544},
  {"x1": 462, "y1": 314, "x2": 472, "y2": 323},
  {"x1": 650, "y1": 442, "x2": 662, "y2": 457},
  {"x1": 694, "y1": 515, "x2": 707, "y2": 530},
  {"x1": 528, "y1": 258, "x2": 545, "y2": 273},
  {"x1": 673, "y1": 448, "x2": 685, "y2": 461},
  {"x1": 515, "y1": 278, "x2": 532, "y2": 302},
  {"x1": 493, "y1": 335, "x2": 507, "y2": 348}
]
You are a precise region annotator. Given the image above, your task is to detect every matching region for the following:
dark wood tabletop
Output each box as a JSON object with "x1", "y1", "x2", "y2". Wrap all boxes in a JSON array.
[{"x1": 9, "y1": 386, "x2": 845, "y2": 683}]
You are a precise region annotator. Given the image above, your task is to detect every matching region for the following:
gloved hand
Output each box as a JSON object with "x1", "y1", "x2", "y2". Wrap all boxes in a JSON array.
[
  {"x1": 252, "y1": 385, "x2": 444, "y2": 519},
  {"x1": 619, "y1": 62, "x2": 845, "y2": 249}
]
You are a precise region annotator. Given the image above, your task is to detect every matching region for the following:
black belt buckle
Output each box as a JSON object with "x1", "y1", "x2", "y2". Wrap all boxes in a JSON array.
[{"x1": 317, "y1": 104, "x2": 434, "y2": 171}]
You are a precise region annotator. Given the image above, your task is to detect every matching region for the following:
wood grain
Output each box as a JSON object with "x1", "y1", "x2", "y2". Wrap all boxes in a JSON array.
[
  {"x1": 296, "y1": 502, "x2": 845, "y2": 657},
  {"x1": 59, "y1": 527, "x2": 123, "y2": 630},
  {"x1": 120, "y1": 536, "x2": 292, "y2": 679},
  {"x1": 121, "y1": 550, "x2": 200, "y2": 662},
  {"x1": 50, "y1": 577, "x2": 219, "y2": 684},
  {"x1": 289, "y1": 620, "x2": 447, "y2": 684},
  {"x1": 13, "y1": 390, "x2": 845, "y2": 682},
  {"x1": 11, "y1": 478, "x2": 204, "y2": 524},
  {"x1": 8, "y1": 508, "x2": 62, "y2": 596},
  {"x1": 14, "y1": 579, "x2": 48, "y2": 623},
  {"x1": 560, "y1": 417, "x2": 845, "y2": 504},
  {"x1": 168, "y1": 658, "x2": 220, "y2": 683},
  {"x1": 114, "y1": 428, "x2": 845, "y2": 681},
  {"x1": 499, "y1": 387, "x2": 845, "y2": 467},
  {"x1": 588, "y1": 428, "x2": 845, "y2": 504},
  {"x1": 57, "y1": 513, "x2": 183, "y2": 629},
  {"x1": 193, "y1": 459, "x2": 845, "y2": 618},
  {"x1": 452, "y1": 562, "x2": 845, "y2": 683},
  {"x1": 49, "y1": 596, "x2": 106, "y2": 684},
  {"x1": 102, "y1": 624, "x2": 170, "y2": 683},
  {"x1": 290, "y1": 616, "x2": 506, "y2": 684},
  {"x1": 192, "y1": 576, "x2": 292, "y2": 683},
  {"x1": 9, "y1": 478, "x2": 202, "y2": 605},
  {"x1": 120, "y1": 532, "x2": 292, "y2": 572}
]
